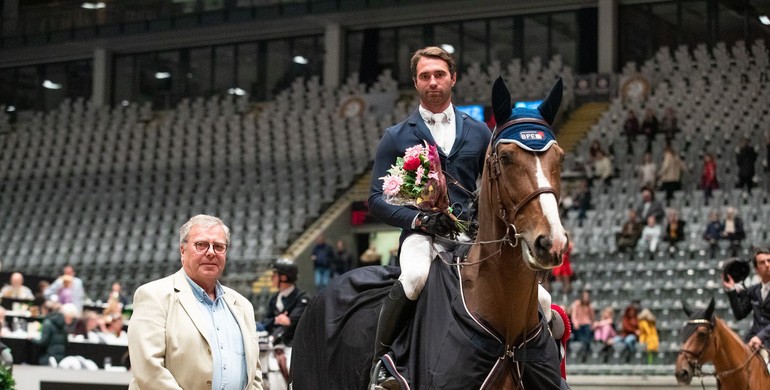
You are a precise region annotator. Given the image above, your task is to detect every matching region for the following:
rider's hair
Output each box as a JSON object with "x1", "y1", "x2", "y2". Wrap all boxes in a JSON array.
[{"x1": 410, "y1": 46, "x2": 456, "y2": 81}]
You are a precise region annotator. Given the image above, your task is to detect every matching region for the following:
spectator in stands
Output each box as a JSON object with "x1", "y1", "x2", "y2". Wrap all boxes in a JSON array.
[
  {"x1": 588, "y1": 140, "x2": 604, "y2": 160},
  {"x1": 592, "y1": 306, "x2": 617, "y2": 358},
  {"x1": 623, "y1": 110, "x2": 639, "y2": 154},
  {"x1": 699, "y1": 152, "x2": 719, "y2": 205},
  {"x1": 310, "y1": 234, "x2": 335, "y2": 291},
  {"x1": 569, "y1": 290, "x2": 595, "y2": 362},
  {"x1": 56, "y1": 275, "x2": 75, "y2": 306},
  {"x1": 662, "y1": 208, "x2": 686, "y2": 251},
  {"x1": 359, "y1": 245, "x2": 382, "y2": 267},
  {"x1": 636, "y1": 187, "x2": 665, "y2": 224},
  {"x1": 703, "y1": 210, "x2": 723, "y2": 259},
  {"x1": 44, "y1": 264, "x2": 85, "y2": 312},
  {"x1": 640, "y1": 108, "x2": 659, "y2": 152},
  {"x1": 106, "y1": 282, "x2": 128, "y2": 308},
  {"x1": 723, "y1": 248, "x2": 770, "y2": 351},
  {"x1": 637, "y1": 152, "x2": 657, "y2": 190},
  {"x1": 616, "y1": 209, "x2": 643, "y2": 254},
  {"x1": 101, "y1": 314, "x2": 127, "y2": 345},
  {"x1": 568, "y1": 179, "x2": 592, "y2": 225},
  {"x1": 551, "y1": 239, "x2": 573, "y2": 295},
  {"x1": 721, "y1": 206, "x2": 746, "y2": 257},
  {"x1": 612, "y1": 303, "x2": 640, "y2": 361},
  {"x1": 658, "y1": 144, "x2": 687, "y2": 203},
  {"x1": 661, "y1": 107, "x2": 678, "y2": 143},
  {"x1": 636, "y1": 215, "x2": 662, "y2": 254},
  {"x1": 593, "y1": 149, "x2": 614, "y2": 186},
  {"x1": 127, "y1": 214, "x2": 262, "y2": 389},
  {"x1": 0, "y1": 307, "x2": 9, "y2": 336},
  {"x1": 72, "y1": 310, "x2": 105, "y2": 343},
  {"x1": 367, "y1": 46, "x2": 494, "y2": 387},
  {"x1": 333, "y1": 240, "x2": 353, "y2": 277},
  {"x1": 736, "y1": 137, "x2": 758, "y2": 194},
  {"x1": 0, "y1": 272, "x2": 34, "y2": 300},
  {"x1": 31, "y1": 303, "x2": 78, "y2": 366},
  {"x1": 638, "y1": 308, "x2": 659, "y2": 364},
  {"x1": 261, "y1": 258, "x2": 308, "y2": 350},
  {"x1": 32, "y1": 280, "x2": 50, "y2": 317}
]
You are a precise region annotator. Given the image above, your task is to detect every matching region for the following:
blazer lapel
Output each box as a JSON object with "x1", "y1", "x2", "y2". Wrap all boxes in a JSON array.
[
  {"x1": 408, "y1": 110, "x2": 436, "y2": 146},
  {"x1": 173, "y1": 270, "x2": 214, "y2": 349},
  {"x1": 448, "y1": 109, "x2": 470, "y2": 159}
]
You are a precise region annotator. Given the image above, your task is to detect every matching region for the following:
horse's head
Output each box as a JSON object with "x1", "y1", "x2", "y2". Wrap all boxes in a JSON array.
[
  {"x1": 675, "y1": 298, "x2": 716, "y2": 385},
  {"x1": 486, "y1": 76, "x2": 568, "y2": 270}
]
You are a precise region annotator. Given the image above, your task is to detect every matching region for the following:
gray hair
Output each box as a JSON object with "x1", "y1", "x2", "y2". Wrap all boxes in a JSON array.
[
  {"x1": 60, "y1": 303, "x2": 80, "y2": 318},
  {"x1": 179, "y1": 214, "x2": 231, "y2": 246}
]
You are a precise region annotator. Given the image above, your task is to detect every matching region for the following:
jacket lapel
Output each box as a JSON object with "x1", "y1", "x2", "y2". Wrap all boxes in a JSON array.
[
  {"x1": 448, "y1": 109, "x2": 470, "y2": 159},
  {"x1": 173, "y1": 270, "x2": 214, "y2": 349}
]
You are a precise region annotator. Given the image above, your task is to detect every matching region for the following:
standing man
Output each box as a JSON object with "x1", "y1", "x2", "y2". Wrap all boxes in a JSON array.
[
  {"x1": 367, "y1": 46, "x2": 491, "y2": 386},
  {"x1": 44, "y1": 264, "x2": 85, "y2": 312},
  {"x1": 736, "y1": 137, "x2": 757, "y2": 194},
  {"x1": 310, "y1": 234, "x2": 335, "y2": 291},
  {"x1": 128, "y1": 215, "x2": 262, "y2": 390},
  {"x1": 262, "y1": 258, "x2": 308, "y2": 349},
  {"x1": 723, "y1": 248, "x2": 770, "y2": 350}
]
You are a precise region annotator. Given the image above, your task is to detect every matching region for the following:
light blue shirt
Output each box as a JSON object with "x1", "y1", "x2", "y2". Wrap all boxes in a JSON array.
[{"x1": 185, "y1": 274, "x2": 247, "y2": 390}]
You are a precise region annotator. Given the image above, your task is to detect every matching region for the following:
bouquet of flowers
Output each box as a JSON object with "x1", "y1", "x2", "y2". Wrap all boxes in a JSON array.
[{"x1": 379, "y1": 141, "x2": 467, "y2": 234}]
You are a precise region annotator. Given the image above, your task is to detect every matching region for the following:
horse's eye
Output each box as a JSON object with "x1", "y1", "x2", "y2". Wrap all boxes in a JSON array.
[{"x1": 499, "y1": 153, "x2": 514, "y2": 165}]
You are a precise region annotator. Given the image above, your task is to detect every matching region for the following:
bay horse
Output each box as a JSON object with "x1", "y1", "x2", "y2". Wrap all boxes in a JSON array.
[
  {"x1": 290, "y1": 76, "x2": 568, "y2": 390},
  {"x1": 676, "y1": 298, "x2": 770, "y2": 389}
]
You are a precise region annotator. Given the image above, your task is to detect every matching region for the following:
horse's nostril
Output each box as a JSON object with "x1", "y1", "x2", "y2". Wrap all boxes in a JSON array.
[{"x1": 536, "y1": 236, "x2": 552, "y2": 252}]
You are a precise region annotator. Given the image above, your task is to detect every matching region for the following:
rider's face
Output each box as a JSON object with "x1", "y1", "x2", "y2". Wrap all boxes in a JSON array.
[
  {"x1": 756, "y1": 254, "x2": 770, "y2": 283},
  {"x1": 413, "y1": 57, "x2": 455, "y2": 112}
]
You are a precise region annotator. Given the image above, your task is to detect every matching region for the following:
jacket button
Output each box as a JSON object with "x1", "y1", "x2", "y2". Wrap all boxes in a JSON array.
[{"x1": 206, "y1": 380, "x2": 212, "y2": 385}]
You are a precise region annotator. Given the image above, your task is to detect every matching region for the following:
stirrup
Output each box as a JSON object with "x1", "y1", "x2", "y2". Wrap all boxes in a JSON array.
[{"x1": 369, "y1": 360, "x2": 400, "y2": 390}]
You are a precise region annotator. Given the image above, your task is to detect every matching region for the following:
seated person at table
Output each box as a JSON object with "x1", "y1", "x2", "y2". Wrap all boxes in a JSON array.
[
  {"x1": 0, "y1": 307, "x2": 10, "y2": 337},
  {"x1": 100, "y1": 314, "x2": 127, "y2": 345},
  {"x1": 72, "y1": 310, "x2": 106, "y2": 343},
  {"x1": 30, "y1": 303, "x2": 79, "y2": 366},
  {"x1": 1, "y1": 272, "x2": 34, "y2": 300}
]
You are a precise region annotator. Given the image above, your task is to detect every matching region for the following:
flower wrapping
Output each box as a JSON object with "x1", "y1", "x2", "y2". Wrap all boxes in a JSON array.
[{"x1": 379, "y1": 142, "x2": 467, "y2": 234}]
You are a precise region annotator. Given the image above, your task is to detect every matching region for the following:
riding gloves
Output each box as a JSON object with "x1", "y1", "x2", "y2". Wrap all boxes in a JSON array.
[{"x1": 415, "y1": 212, "x2": 456, "y2": 238}]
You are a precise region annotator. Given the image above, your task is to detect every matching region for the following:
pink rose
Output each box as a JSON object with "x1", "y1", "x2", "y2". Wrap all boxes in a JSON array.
[
  {"x1": 403, "y1": 157, "x2": 421, "y2": 171},
  {"x1": 415, "y1": 166, "x2": 425, "y2": 185},
  {"x1": 381, "y1": 175, "x2": 403, "y2": 196}
]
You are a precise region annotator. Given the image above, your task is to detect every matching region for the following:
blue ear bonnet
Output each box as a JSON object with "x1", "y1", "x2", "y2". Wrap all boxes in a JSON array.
[{"x1": 493, "y1": 107, "x2": 557, "y2": 152}]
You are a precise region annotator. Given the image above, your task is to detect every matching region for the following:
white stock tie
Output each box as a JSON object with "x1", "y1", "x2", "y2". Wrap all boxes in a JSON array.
[
  {"x1": 762, "y1": 285, "x2": 769, "y2": 302},
  {"x1": 276, "y1": 294, "x2": 284, "y2": 312},
  {"x1": 430, "y1": 113, "x2": 453, "y2": 155}
]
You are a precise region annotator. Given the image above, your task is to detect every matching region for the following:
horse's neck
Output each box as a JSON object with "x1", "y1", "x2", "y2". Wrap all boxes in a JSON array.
[
  {"x1": 709, "y1": 319, "x2": 755, "y2": 388},
  {"x1": 462, "y1": 218, "x2": 540, "y2": 345}
]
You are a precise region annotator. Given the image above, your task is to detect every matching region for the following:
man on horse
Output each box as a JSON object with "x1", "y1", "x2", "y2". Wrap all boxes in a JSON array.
[
  {"x1": 723, "y1": 248, "x2": 770, "y2": 350},
  {"x1": 367, "y1": 46, "x2": 491, "y2": 387}
]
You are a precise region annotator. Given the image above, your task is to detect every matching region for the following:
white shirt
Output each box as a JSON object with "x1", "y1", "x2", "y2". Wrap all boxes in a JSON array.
[
  {"x1": 419, "y1": 104, "x2": 456, "y2": 155},
  {"x1": 762, "y1": 282, "x2": 770, "y2": 301}
]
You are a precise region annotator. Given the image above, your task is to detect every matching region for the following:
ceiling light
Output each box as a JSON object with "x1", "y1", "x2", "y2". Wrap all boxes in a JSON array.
[
  {"x1": 5, "y1": 105, "x2": 15, "y2": 112},
  {"x1": 228, "y1": 88, "x2": 247, "y2": 96},
  {"x1": 440, "y1": 44, "x2": 455, "y2": 54},
  {"x1": 293, "y1": 56, "x2": 308, "y2": 65},
  {"x1": 760, "y1": 15, "x2": 770, "y2": 26},
  {"x1": 121, "y1": 100, "x2": 129, "y2": 107},
  {"x1": 81, "y1": 2, "x2": 106, "y2": 9},
  {"x1": 42, "y1": 80, "x2": 63, "y2": 90},
  {"x1": 155, "y1": 72, "x2": 171, "y2": 80}
]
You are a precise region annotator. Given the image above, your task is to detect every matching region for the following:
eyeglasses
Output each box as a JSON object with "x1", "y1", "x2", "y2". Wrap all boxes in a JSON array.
[{"x1": 189, "y1": 241, "x2": 228, "y2": 254}]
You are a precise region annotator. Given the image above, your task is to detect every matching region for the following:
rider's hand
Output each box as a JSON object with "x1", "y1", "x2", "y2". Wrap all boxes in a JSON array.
[
  {"x1": 722, "y1": 274, "x2": 735, "y2": 290},
  {"x1": 275, "y1": 312, "x2": 291, "y2": 326},
  {"x1": 748, "y1": 336, "x2": 763, "y2": 351},
  {"x1": 415, "y1": 212, "x2": 456, "y2": 238}
]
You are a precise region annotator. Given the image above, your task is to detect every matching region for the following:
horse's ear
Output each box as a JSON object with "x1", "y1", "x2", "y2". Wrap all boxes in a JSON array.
[
  {"x1": 704, "y1": 297, "x2": 716, "y2": 320},
  {"x1": 682, "y1": 300, "x2": 692, "y2": 317},
  {"x1": 492, "y1": 76, "x2": 512, "y2": 128},
  {"x1": 538, "y1": 77, "x2": 563, "y2": 126}
]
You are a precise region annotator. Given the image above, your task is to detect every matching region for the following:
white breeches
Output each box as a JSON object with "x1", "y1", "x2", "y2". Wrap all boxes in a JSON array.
[{"x1": 398, "y1": 234, "x2": 446, "y2": 300}]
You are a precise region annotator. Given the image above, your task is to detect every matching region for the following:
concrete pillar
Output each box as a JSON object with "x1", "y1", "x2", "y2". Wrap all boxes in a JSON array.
[
  {"x1": 323, "y1": 23, "x2": 343, "y2": 89},
  {"x1": 597, "y1": 0, "x2": 617, "y2": 73},
  {"x1": 92, "y1": 48, "x2": 112, "y2": 108},
  {"x1": 2, "y1": 0, "x2": 19, "y2": 36}
]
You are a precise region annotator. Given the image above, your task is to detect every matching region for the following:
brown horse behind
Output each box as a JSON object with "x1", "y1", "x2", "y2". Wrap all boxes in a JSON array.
[{"x1": 676, "y1": 298, "x2": 770, "y2": 389}]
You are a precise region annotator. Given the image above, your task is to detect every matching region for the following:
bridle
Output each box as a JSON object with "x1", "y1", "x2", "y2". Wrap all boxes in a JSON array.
[
  {"x1": 678, "y1": 318, "x2": 759, "y2": 390},
  {"x1": 487, "y1": 117, "x2": 558, "y2": 239}
]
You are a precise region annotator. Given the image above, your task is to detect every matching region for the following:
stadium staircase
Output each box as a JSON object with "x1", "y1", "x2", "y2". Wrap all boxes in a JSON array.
[{"x1": 556, "y1": 102, "x2": 610, "y2": 154}]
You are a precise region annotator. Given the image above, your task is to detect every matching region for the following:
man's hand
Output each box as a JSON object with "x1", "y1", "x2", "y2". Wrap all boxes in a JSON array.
[
  {"x1": 274, "y1": 312, "x2": 291, "y2": 327},
  {"x1": 416, "y1": 212, "x2": 456, "y2": 238},
  {"x1": 723, "y1": 274, "x2": 735, "y2": 290},
  {"x1": 748, "y1": 336, "x2": 763, "y2": 351}
]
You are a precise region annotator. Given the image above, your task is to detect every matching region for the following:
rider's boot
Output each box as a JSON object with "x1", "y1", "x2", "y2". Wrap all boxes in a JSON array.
[{"x1": 369, "y1": 281, "x2": 415, "y2": 390}]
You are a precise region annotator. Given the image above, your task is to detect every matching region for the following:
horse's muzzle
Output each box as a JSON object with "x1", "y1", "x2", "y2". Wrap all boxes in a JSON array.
[
  {"x1": 533, "y1": 235, "x2": 563, "y2": 267},
  {"x1": 675, "y1": 366, "x2": 693, "y2": 385}
]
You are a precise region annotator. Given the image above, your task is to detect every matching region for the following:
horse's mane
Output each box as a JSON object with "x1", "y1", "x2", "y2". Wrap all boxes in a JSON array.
[{"x1": 714, "y1": 316, "x2": 752, "y2": 355}]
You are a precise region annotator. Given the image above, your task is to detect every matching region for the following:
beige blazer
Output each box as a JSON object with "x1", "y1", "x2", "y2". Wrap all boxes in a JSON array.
[{"x1": 128, "y1": 269, "x2": 263, "y2": 390}]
